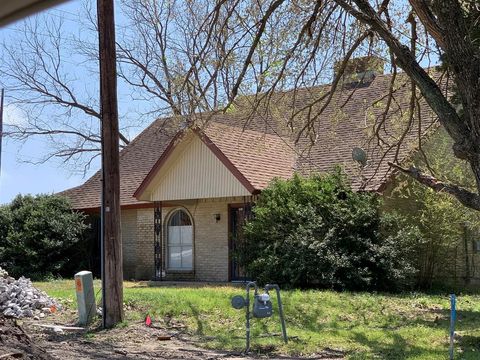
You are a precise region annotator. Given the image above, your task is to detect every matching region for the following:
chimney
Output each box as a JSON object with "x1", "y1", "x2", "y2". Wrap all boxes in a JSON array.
[{"x1": 334, "y1": 56, "x2": 384, "y2": 88}]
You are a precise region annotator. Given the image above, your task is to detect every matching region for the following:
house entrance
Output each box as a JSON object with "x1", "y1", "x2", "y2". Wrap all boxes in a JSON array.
[{"x1": 229, "y1": 204, "x2": 252, "y2": 281}]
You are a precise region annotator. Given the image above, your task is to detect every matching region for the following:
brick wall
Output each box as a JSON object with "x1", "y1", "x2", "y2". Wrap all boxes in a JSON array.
[
  {"x1": 119, "y1": 208, "x2": 156, "y2": 280},
  {"x1": 188, "y1": 199, "x2": 229, "y2": 281},
  {"x1": 120, "y1": 197, "x2": 250, "y2": 281},
  {"x1": 450, "y1": 227, "x2": 480, "y2": 286},
  {"x1": 121, "y1": 209, "x2": 137, "y2": 279},
  {"x1": 135, "y1": 208, "x2": 155, "y2": 280}
]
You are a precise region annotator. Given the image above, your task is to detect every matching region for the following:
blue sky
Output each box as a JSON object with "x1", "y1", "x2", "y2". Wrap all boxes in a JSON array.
[
  {"x1": 0, "y1": 138, "x2": 87, "y2": 204},
  {"x1": 1, "y1": 2, "x2": 86, "y2": 204},
  {"x1": 0, "y1": 0, "x2": 140, "y2": 204}
]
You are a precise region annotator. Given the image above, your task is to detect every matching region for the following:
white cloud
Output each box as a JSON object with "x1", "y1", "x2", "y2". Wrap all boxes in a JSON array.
[{"x1": 3, "y1": 103, "x2": 27, "y2": 126}]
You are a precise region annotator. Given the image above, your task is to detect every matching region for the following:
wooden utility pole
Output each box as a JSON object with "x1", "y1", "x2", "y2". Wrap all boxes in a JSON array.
[{"x1": 97, "y1": 0, "x2": 123, "y2": 327}]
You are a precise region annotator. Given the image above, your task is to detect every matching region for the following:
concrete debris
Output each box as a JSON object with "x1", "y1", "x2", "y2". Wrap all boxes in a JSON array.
[
  {"x1": 0, "y1": 267, "x2": 60, "y2": 319},
  {"x1": 32, "y1": 324, "x2": 85, "y2": 331}
]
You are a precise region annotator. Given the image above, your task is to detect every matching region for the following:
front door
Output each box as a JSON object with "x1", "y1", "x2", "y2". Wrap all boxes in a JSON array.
[{"x1": 229, "y1": 204, "x2": 252, "y2": 281}]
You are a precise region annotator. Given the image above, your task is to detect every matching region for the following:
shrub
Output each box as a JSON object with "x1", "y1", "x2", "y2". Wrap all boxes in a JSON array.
[
  {"x1": 0, "y1": 194, "x2": 88, "y2": 280},
  {"x1": 241, "y1": 171, "x2": 419, "y2": 291}
]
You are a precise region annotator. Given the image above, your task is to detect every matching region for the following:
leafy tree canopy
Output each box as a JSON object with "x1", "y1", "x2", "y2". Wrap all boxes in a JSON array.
[
  {"x1": 242, "y1": 170, "x2": 419, "y2": 291},
  {"x1": 386, "y1": 128, "x2": 480, "y2": 288},
  {"x1": 0, "y1": 194, "x2": 88, "y2": 280}
]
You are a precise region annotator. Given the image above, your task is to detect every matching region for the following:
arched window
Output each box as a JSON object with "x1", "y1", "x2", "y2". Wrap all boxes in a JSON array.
[{"x1": 167, "y1": 209, "x2": 193, "y2": 270}]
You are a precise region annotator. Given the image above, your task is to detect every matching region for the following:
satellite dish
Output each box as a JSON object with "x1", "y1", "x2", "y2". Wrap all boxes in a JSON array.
[{"x1": 352, "y1": 147, "x2": 367, "y2": 167}]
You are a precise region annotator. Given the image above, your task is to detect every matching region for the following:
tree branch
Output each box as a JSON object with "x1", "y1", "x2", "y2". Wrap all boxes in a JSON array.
[
  {"x1": 388, "y1": 162, "x2": 480, "y2": 211},
  {"x1": 409, "y1": 0, "x2": 445, "y2": 49},
  {"x1": 335, "y1": 0, "x2": 473, "y2": 160}
]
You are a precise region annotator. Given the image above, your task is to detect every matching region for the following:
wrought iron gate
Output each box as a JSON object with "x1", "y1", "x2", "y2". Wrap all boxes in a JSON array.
[
  {"x1": 154, "y1": 201, "x2": 162, "y2": 280},
  {"x1": 230, "y1": 202, "x2": 253, "y2": 281}
]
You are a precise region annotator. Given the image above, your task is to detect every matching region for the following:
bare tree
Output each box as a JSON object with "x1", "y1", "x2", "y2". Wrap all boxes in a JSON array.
[
  {"x1": 2, "y1": 0, "x2": 479, "y2": 211},
  {"x1": 0, "y1": 12, "x2": 130, "y2": 174},
  {"x1": 0, "y1": 0, "x2": 370, "y2": 172},
  {"x1": 143, "y1": 0, "x2": 478, "y2": 211}
]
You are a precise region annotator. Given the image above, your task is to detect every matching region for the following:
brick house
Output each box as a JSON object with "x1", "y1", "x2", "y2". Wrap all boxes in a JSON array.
[{"x1": 62, "y1": 61, "x2": 440, "y2": 282}]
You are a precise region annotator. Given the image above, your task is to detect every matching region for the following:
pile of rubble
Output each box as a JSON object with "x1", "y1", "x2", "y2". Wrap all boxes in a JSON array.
[{"x1": 0, "y1": 267, "x2": 60, "y2": 319}]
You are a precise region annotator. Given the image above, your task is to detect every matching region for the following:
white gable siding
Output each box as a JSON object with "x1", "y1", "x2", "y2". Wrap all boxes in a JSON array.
[{"x1": 150, "y1": 136, "x2": 251, "y2": 201}]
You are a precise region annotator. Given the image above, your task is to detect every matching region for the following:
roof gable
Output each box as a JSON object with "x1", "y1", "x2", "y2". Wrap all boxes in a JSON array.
[{"x1": 135, "y1": 130, "x2": 255, "y2": 201}]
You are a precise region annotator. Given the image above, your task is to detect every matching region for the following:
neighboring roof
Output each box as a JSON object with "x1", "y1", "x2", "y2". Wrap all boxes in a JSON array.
[{"x1": 62, "y1": 70, "x2": 438, "y2": 210}]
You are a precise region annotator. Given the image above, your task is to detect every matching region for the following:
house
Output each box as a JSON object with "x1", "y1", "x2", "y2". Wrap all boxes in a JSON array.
[{"x1": 62, "y1": 58, "x2": 439, "y2": 282}]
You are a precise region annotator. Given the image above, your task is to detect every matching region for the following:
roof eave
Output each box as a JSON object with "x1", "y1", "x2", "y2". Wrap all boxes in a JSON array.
[{"x1": 0, "y1": 0, "x2": 68, "y2": 27}]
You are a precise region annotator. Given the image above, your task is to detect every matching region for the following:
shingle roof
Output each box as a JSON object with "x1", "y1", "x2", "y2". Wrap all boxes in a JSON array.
[
  {"x1": 59, "y1": 119, "x2": 179, "y2": 210},
  {"x1": 61, "y1": 71, "x2": 438, "y2": 210},
  {"x1": 202, "y1": 122, "x2": 296, "y2": 190},
  {"x1": 133, "y1": 122, "x2": 296, "y2": 198}
]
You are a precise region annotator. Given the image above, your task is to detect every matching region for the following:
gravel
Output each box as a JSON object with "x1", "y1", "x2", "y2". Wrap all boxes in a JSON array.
[{"x1": 0, "y1": 267, "x2": 60, "y2": 318}]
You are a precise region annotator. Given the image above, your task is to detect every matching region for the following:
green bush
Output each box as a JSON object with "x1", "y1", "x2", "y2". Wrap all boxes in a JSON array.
[
  {"x1": 241, "y1": 171, "x2": 419, "y2": 291},
  {"x1": 0, "y1": 194, "x2": 88, "y2": 280}
]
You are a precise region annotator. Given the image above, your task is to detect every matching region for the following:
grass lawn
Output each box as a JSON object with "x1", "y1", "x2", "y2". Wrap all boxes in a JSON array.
[{"x1": 35, "y1": 280, "x2": 480, "y2": 359}]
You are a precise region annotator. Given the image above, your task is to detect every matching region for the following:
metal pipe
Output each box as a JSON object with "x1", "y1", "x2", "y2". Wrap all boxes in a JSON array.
[
  {"x1": 265, "y1": 284, "x2": 288, "y2": 343},
  {"x1": 450, "y1": 294, "x2": 456, "y2": 360},
  {"x1": 245, "y1": 281, "x2": 257, "y2": 353}
]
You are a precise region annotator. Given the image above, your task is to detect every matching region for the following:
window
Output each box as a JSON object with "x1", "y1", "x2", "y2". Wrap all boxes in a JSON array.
[{"x1": 167, "y1": 209, "x2": 193, "y2": 270}]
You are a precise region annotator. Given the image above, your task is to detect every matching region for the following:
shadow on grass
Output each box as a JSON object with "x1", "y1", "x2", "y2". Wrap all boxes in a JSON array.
[
  {"x1": 410, "y1": 309, "x2": 480, "y2": 332},
  {"x1": 187, "y1": 302, "x2": 204, "y2": 335},
  {"x1": 286, "y1": 298, "x2": 480, "y2": 334},
  {"x1": 456, "y1": 333, "x2": 480, "y2": 357},
  {"x1": 349, "y1": 331, "x2": 446, "y2": 360},
  {"x1": 184, "y1": 301, "x2": 323, "y2": 357},
  {"x1": 283, "y1": 303, "x2": 326, "y2": 332}
]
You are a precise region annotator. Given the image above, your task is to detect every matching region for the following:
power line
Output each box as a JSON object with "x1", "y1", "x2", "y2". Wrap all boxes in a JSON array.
[{"x1": 48, "y1": 7, "x2": 85, "y2": 22}]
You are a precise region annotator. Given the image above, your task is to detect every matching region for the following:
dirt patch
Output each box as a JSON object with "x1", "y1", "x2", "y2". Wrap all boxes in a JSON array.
[
  {"x1": 24, "y1": 320, "x2": 238, "y2": 360},
  {"x1": 11, "y1": 313, "x2": 344, "y2": 360},
  {"x1": 0, "y1": 315, "x2": 52, "y2": 359}
]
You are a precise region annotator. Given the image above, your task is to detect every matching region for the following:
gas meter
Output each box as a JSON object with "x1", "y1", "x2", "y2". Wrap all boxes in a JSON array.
[
  {"x1": 231, "y1": 282, "x2": 287, "y2": 353},
  {"x1": 253, "y1": 293, "x2": 272, "y2": 318}
]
